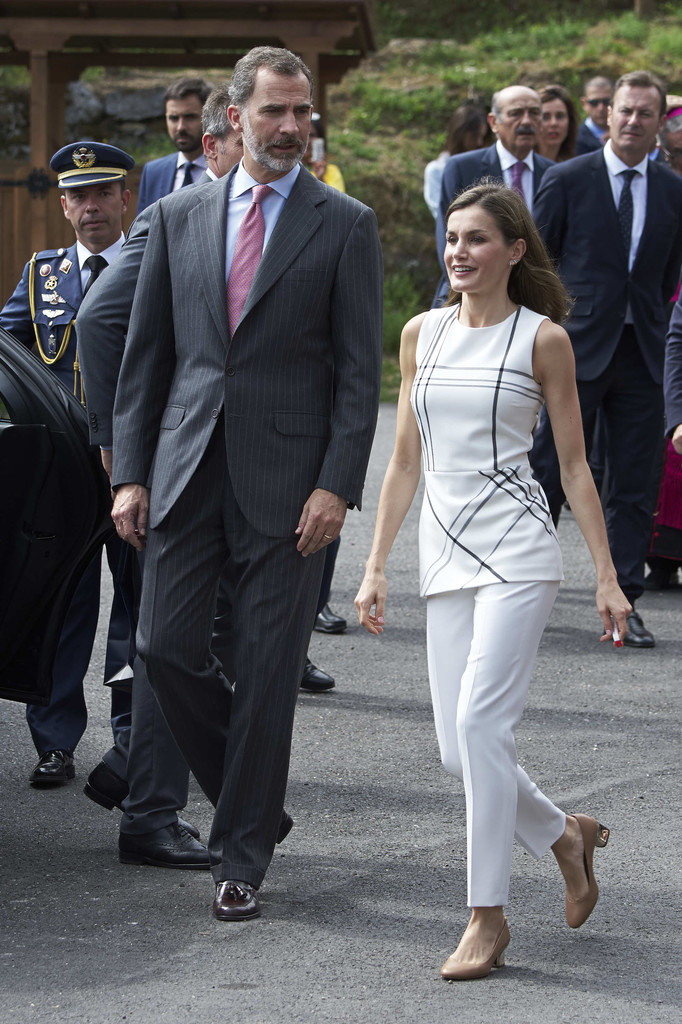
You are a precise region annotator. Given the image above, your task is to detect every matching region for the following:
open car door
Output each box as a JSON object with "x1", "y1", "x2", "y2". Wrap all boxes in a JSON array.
[{"x1": 0, "y1": 327, "x2": 113, "y2": 704}]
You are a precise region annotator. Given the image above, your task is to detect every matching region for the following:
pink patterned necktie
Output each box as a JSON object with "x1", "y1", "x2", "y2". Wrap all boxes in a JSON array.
[
  {"x1": 511, "y1": 160, "x2": 526, "y2": 203},
  {"x1": 227, "y1": 183, "x2": 272, "y2": 335}
]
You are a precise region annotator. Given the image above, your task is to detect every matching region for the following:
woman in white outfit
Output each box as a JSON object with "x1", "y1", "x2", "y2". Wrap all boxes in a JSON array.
[{"x1": 355, "y1": 182, "x2": 631, "y2": 980}]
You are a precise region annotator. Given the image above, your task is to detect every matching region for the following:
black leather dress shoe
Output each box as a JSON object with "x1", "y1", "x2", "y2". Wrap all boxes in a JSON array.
[
  {"x1": 84, "y1": 760, "x2": 128, "y2": 810},
  {"x1": 300, "y1": 657, "x2": 335, "y2": 692},
  {"x1": 84, "y1": 760, "x2": 200, "y2": 838},
  {"x1": 119, "y1": 822, "x2": 210, "y2": 869},
  {"x1": 314, "y1": 603, "x2": 347, "y2": 634},
  {"x1": 29, "y1": 749, "x2": 75, "y2": 786},
  {"x1": 213, "y1": 880, "x2": 261, "y2": 921},
  {"x1": 277, "y1": 811, "x2": 294, "y2": 844},
  {"x1": 623, "y1": 609, "x2": 655, "y2": 648}
]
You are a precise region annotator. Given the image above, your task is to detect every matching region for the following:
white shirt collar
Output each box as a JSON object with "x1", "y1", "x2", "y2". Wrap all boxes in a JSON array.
[
  {"x1": 176, "y1": 152, "x2": 207, "y2": 170},
  {"x1": 603, "y1": 139, "x2": 649, "y2": 180},
  {"x1": 76, "y1": 233, "x2": 125, "y2": 270},
  {"x1": 232, "y1": 159, "x2": 300, "y2": 200},
  {"x1": 496, "y1": 139, "x2": 534, "y2": 172}
]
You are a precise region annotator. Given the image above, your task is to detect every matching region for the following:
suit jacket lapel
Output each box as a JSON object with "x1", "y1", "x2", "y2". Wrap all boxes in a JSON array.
[
  {"x1": 188, "y1": 172, "x2": 231, "y2": 344},
  {"x1": 482, "y1": 145, "x2": 503, "y2": 177},
  {"x1": 237, "y1": 169, "x2": 325, "y2": 327}
]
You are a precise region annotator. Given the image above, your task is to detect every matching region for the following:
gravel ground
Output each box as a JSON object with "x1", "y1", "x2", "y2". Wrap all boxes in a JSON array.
[{"x1": 2, "y1": 403, "x2": 680, "y2": 1024}]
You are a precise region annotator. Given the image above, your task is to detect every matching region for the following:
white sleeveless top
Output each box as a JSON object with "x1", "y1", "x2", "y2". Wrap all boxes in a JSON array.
[{"x1": 411, "y1": 304, "x2": 563, "y2": 596}]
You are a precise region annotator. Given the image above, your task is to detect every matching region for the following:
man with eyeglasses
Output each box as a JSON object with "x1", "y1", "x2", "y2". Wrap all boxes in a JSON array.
[{"x1": 576, "y1": 76, "x2": 613, "y2": 154}]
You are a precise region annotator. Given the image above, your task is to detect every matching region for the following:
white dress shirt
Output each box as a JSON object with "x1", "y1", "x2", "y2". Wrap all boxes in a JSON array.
[
  {"x1": 76, "y1": 233, "x2": 125, "y2": 292},
  {"x1": 172, "y1": 153, "x2": 208, "y2": 191},
  {"x1": 225, "y1": 161, "x2": 301, "y2": 283},
  {"x1": 602, "y1": 139, "x2": 648, "y2": 272},
  {"x1": 496, "y1": 140, "x2": 536, "y2": 216}
]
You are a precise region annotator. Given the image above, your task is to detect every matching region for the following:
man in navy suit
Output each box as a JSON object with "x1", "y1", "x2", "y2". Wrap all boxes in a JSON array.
[
  {"x1": 434, "y1": 85, "x2": 553, "y2": 305},
  {"x1": 137, "y1": 77, "x2": 213, "y2": 214},
  {"x1": 530, "y1": 70, "x2": 682, "y2": 648},
  {"x1": 576, "y1": 76, "x2": 612, "y2": 155}
]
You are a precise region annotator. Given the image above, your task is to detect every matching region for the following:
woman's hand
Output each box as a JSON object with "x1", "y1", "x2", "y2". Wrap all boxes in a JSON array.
[
  {"x1": 355, "y1": 569, "x2": 388, "y2": 635},
  {"x1": 596, "y1": 577, "x2": 632, "y2": 645}
]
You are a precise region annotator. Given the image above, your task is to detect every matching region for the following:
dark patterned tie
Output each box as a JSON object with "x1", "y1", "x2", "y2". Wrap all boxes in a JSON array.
[
  {"x1": 83, "y1": 254, "x2": 108, "y2": 295},
  {"x1": 618, "y1": 169, "x2": 637, "y2": 256},
  {"x1": 181, "y1": 162, "x2": 195, "y2": 187},
  {"x1": 511, "y1": 161, "x2": 526, "y2": 203}
]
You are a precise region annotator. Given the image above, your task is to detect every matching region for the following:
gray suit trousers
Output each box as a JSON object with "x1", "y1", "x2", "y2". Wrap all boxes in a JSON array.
[
  {"x1": 102, "y1": 548, "x2": 192, "y2": 835},
  {"x1": 137, "y1": 422, "x2": 324, "y2": 886}
]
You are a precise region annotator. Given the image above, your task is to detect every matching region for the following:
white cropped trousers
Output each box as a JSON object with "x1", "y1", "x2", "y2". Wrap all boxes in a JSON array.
[{"x1": 426, "y1": 581, "x2": 566, "y2": 907}]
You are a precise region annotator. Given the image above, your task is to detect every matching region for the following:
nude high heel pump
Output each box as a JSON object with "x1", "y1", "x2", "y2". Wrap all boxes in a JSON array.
[
  {"x1": 440, "y1": 918, "x2": 510, "y2": 981},
  {"x1": 565, "y1": 814, "x2": 610, "y2": 929}
]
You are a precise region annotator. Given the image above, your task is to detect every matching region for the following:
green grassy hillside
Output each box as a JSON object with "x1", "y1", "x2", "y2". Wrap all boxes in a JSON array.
[{"x1": 328, "y1": 6, "x2": 682, "y2": 372}]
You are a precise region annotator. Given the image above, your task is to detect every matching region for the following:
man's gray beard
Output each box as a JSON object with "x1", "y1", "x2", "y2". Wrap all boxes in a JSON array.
[{"x1": 241, "y1": 113, "x2": 305, "y2": 174}]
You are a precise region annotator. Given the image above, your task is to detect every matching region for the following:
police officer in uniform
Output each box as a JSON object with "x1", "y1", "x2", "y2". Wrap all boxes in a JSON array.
[
  {"x1": 0, "y1": 143, "x2": 209, "y2": 869},
  {"x1": 0, "y1": 143, "x2": 138, "y2": 788}
]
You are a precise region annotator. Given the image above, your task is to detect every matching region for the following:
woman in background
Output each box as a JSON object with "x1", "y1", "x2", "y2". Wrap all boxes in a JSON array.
[
  {"x1": 303, "y1": 114, "x2": 346, "y2": 193},
  {"x1": 424, "y1": 103, "x2": 489, "y2": 218},
  {"x1": 536, "y1": 84, "x2": 578, "y2": 163}
]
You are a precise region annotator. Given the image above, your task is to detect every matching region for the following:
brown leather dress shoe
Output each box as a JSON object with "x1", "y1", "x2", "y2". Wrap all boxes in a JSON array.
[
  {"x1": 29, "y1": 749, "x2": 75, "y2": 786},
  {"x1": 213, "y1": 880, "x2": 261, "y2": 921}
]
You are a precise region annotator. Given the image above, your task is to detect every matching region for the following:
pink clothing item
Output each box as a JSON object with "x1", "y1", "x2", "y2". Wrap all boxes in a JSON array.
[{"x1": 227, "y1": 184, "x2": 272, "y2": 335}]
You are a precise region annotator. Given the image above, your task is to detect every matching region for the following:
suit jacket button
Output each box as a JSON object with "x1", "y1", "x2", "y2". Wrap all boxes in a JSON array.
[
  {"x1": 211, "y1": 409, "x2": 219, "y2": 418},
  {"x1": 226, "y1": 366, "x2": 236, "y2": 376}
]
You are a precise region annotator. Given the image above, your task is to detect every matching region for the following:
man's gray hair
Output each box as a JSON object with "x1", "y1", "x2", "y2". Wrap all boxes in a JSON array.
[
  {"x1": 202, "y1": 84, "x2": 232, "y2": 138},
  {"x1": 660, "y1": 113, "x2": 682, "y2": 145},
  {"x1": 228, "y1": 46, "x2": 313, "y2": 108}
]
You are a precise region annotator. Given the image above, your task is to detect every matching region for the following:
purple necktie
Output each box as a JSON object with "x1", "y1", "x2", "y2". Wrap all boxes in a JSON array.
[
  {"x1": 511, "y1": 161, "x2": 526, "y2": 203},
  {"x1": 227, "y1": 184, "x2": 272, "y2": 335}
]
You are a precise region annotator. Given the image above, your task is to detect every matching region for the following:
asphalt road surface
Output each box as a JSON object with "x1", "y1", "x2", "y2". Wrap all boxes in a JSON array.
[{"x1": 2, "y1": 404, "x2": 680, "y2": 1024}]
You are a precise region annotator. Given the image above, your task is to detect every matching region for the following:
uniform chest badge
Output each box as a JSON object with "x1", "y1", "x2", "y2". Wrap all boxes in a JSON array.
[
  {"x1": 39, "y1": 263, "x2": 52, "y2": 277},
  {"x1": 43, "y1": 292, "x2": 65, "y2": 305},
  {"x1": 59, "y1": 258, "x2": 72, "y2": 275},
  {"x1": 45, "y1": 275, "x2": 58, "y2": 291}
]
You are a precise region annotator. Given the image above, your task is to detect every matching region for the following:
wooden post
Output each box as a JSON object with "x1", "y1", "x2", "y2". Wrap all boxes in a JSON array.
[
  {"x1": 28, "y1": 46, "x2": 51, "y2": 256},
  {"x1": 635, "y1": 0, "x2": 655, "y2": 17}
]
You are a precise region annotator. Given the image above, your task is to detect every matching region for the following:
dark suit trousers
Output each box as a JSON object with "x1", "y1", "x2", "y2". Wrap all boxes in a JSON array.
[
  {"x1": 99, "y1": 546, "x2": 193, "y2": 835},
  {"x1": 26, "y1": 535, "x2": 132, "y2": 755},
  {"x1": 137, "y1": 423, "x2": 325, "y2": 887},
  {"x1": 530, "y1": 325, "x2": 663, "y2": 602}
]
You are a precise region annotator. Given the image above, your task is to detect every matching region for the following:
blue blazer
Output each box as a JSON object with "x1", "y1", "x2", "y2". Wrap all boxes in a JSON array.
[
  {"x1": 575, "y1": 120, "x2": 604, "y2": 156},
  {"x1": 664, "y1": 294, "x2": 682, "y2": 432},
  {"x1": 534, "y1": 150, "x2": 682, "y2": 384},
  {"x1": 433, "y1": 144, "x2": 554, "y2": 305},
  {"x1": 137, "y1": 153, "x2": 178, "y2": 214},
  {"x1": 0, "y1": 241, "x2": 82, "y2": 392}
]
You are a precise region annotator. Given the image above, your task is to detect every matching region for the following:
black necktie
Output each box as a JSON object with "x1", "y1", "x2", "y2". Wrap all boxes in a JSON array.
[
  {"x1": 83, "y1": 254, "x2": 108, "y2": 295},
  {"x1": 181, "y1": 162, "x2": 195, "y2": 187},
  {"x1": 618, "y1": 169, "x2": 637, "y2": 257}
]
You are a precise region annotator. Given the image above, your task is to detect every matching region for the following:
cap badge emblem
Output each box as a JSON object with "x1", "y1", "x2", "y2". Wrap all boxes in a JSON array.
[{"x1": 72, "y1": 146, "x2": 97, "y2": 169}]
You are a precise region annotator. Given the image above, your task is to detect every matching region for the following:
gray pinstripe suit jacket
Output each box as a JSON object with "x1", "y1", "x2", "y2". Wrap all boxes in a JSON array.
[{"x1": 112, "y1": 165, "x2": 383, "y2": 537}]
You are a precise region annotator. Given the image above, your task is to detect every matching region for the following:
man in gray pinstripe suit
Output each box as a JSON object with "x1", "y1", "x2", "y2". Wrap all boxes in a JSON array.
[{"x1": 110, "y1": 47, "x2": 383, "y2": 921}]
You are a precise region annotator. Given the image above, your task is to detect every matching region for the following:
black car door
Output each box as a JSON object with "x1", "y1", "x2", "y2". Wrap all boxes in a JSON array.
[{"x1": 0, "y1": 327, "x2": 113, "y2": 704}]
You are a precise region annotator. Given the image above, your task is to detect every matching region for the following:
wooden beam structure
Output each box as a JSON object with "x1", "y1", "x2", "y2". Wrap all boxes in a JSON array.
[{"x1": 0, "y1": 1, "x2": 375, "y2": 239}]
